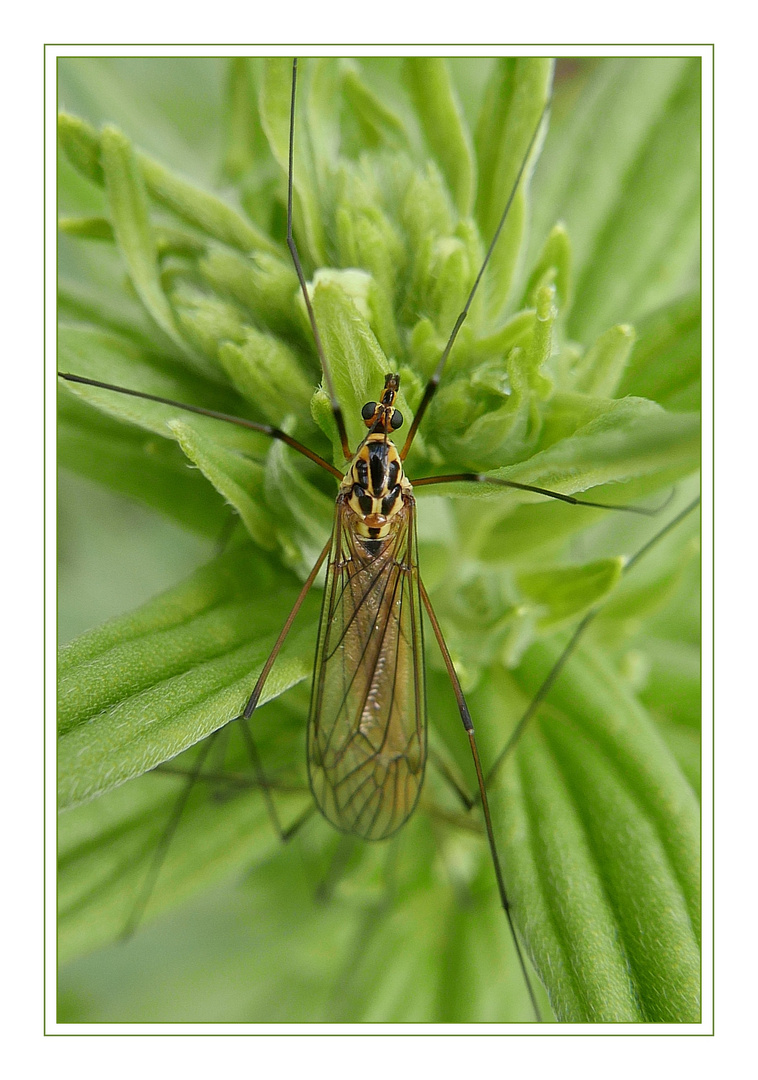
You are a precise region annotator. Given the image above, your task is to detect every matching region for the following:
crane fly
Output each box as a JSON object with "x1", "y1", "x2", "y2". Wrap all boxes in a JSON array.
[
  {"x1": 57, "y1": 54, "x2": 702, "y2": 1025},
  {"x1": 306, "y1": 378, "x2": 426, "y2": 840}
]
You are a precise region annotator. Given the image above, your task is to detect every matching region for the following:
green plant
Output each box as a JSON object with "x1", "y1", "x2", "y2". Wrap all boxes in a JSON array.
[{"x1": 57, "y1": 55, "x2": 701, "y2": 1024}]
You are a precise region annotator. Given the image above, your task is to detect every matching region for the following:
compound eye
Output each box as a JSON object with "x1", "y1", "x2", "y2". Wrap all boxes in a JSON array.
[
  {"x1": 390, "y1": 409, "x2": 403, "y2": 430},
  {"x1": 361, "y1": 401, "x2": 377, "y2": 421}
]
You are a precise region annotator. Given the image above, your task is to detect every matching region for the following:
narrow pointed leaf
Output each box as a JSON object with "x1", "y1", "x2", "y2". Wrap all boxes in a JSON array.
[
  {"x1": 403, "y1": 57, "x2": 475, "y2": 215},
  {"x1": 58, "y1": 544, "x2": 320, "y2": 807},
  {"x1": 497, "y1": 640, "x2": 700, "y2": 1022}
]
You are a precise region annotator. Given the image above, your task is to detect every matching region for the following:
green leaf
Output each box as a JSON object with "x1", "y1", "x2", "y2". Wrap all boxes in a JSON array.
[
  {"x1": 101, "y1": 125, "x2": 191, "y2": 359},
  {"x1": 170, "y1": 286, "x2": 252, "y2": 361},
  {"x1": 342, "y1": 62, "x2": 409, "y2": 151},
  {"x1": 262, "y1": 433, "x2": 336, "y2": 575},
  {"x1": 220, "y1": 58, "x2": 260, "y2": 182},
  {"x1": 59, "y1": 258, "x2": 186, "y2": 360},
  {"x1": 638, "y1": 638, "x2": 701, "y2": 729},
  {"x1": 58, "y1": 389, "x2": 225, "y2": 538},
  {"x1": 57, "y1": 324, "x2": 257, "y2": 456},
  {"x1": 425, "y1": 284, "x2": 553, "y2": 469},
  {"x1": 494, "y1": 399, "x2": 699, "y2": 501},
  {"x1": 58, "y1": 111, "x2": 104, "y2": 185},
  {"x1": 530, "y1": 58, "x2": 700, "y2": 339},
  {"x1": 218, "y1": 333, "x2": 313, "y2": 423},
  {"x1": 498, "y1": 640, "x2": 700, "y2": 1022},
  {"x1": 259, "y1": 57, "x2": 325, "y2": 264},
  {"x1": 573, "y1": 323, "x2": 636, "y2": 399},
  {"x1": 59, "y1": 215, "x2": 114, "y2": 241},
  {"x1": 333, "y1": 166, "x2": 406, "y2": 357},
  {"x1": 58, "y1": 544, "x2": 319, "y2": 807},
  {"x1": 58, "y1": 728, "x2": 313, "y2": 965},
  {"x1": 618, "y1": 293, "x2": 701, "y2": 411},
  {"x1": 170, "y1": 420, "x2": 277, "y2": 550},
  {"x1": 474, "y1": 58, "x2": 554, "y2": 319},
  {"x1": 199, "y1": 248, "x2": 301, "y2": 341},
  {"x1": 59, "y1": 111, "x2": 277, "y2": 256},
  {"x1": 139, "y1": 152, "x2": 278, "y2": 256},
  {"x1": 517, "y1": 558, "x2": 623, "y2": 628},
  {"x1": 403, "y1": 58, "x2": 475, "y2": 215},
  {"x1": 521, "y1": 222, "x2": 572, "y2": 312},
  {"x1": 304, "y1": 58, "x2": 343, "y2": 215},
  {"x1": 309, "y1": 272, "x2": 410, "y2": 455}
]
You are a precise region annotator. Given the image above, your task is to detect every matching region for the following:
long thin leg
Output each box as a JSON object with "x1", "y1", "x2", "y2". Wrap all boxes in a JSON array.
[
  {"x1": 237, "y1": 716, "x2": 316, "y2": 842},
  {"x1": 418, "y1": 577, "x2": 542, "y2": 1023},
  {"x1": 211, "y1": 533, "x2": 332, "y2": 840},
  {"x1": 122, "y1": 730, "x2": 220, "y2": 939},
  {"x1": 123, "y1": 534, "x2": 331, "y2": 936},
  {"x1": 428, "y1": 746, "x2": 475, "y2": 812},
  {"x1": 241, "y1": 534, "x2": 331, "y2": 721},
  {"x1": 400, "y1": 93, "x2": 552, "y2": 460},
  {"x1": 155, "y1": 762, "x2": 306, "y2": 795},
  {"x1": 286, "y1": 58, "x2": 351, "y2": 462},
  {"x1": 57, "y1": 371, "x2": 343, "y2": 479},
  {"x1": 154, "y1": 759, "x2": 316, "y2": 841},
  {"x1": 486, "y1": 495, "x2": 701, "y2": 784},
  {"x1": 414, "y1": 472, "x2": 667, "y2": 515}
]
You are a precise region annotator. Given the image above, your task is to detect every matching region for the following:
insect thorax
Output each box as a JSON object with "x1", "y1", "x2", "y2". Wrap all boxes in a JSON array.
[{"x1": 341, "y1": 434, "x2": 411, "y2": 542}]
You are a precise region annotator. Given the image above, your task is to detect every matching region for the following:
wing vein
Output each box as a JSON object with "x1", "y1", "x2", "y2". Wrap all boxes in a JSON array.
[{"x1": 307, "y1": 498, "x2": 427, "y2": 840}]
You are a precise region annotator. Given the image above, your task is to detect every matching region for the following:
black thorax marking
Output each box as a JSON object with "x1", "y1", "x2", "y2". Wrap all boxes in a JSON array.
[{"x1": 343, "y1": 434, "x2": 407, "y2": 541}]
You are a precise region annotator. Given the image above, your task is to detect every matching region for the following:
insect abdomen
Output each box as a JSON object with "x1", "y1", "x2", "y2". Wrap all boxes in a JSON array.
[{"x1": 307, "y1": 499, "x2": 427, "y2": 841}]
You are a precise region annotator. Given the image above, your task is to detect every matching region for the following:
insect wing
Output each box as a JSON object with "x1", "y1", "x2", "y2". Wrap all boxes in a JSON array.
[{"x1": 307, "y1": 497, "x2": 426, "y2": 840}]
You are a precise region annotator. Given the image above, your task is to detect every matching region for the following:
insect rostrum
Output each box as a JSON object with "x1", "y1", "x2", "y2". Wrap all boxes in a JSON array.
[{"x1": 58, "y1": 56, "x2": 701, "y2": 1023}]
